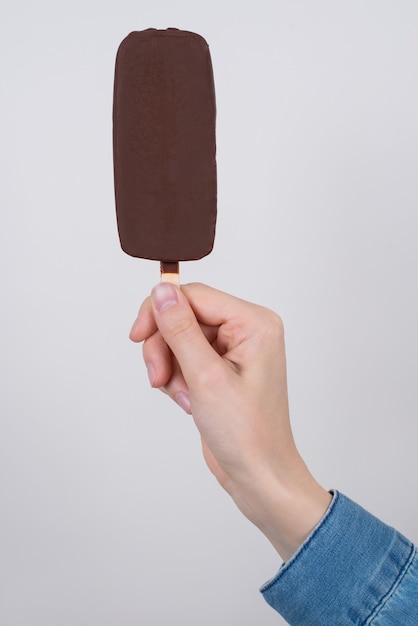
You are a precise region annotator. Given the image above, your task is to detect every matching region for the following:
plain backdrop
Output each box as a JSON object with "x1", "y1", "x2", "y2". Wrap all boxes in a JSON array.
[{"x1": 1, "y1": 1, "x2": 418, "y2": 625}]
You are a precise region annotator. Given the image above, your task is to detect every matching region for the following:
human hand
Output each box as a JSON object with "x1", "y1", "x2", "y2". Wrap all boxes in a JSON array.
[{"x1": 130, "y1": 282, "x2": 331, "y2": 561}]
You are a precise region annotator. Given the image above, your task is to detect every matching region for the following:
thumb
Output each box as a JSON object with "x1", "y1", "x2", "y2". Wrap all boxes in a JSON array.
[{"x1": 151, "y1": 282, "x2": 220, "y2": 385}]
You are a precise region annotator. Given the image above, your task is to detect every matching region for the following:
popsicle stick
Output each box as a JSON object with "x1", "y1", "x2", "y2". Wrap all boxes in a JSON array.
[{"x1": 160, "y1": 262, "x2": 180, "y2": 287}]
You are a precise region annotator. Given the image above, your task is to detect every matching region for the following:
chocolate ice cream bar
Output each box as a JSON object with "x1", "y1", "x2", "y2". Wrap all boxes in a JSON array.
[{"x1": 113, "y1": 28, "x2": 217, "y2": 283}]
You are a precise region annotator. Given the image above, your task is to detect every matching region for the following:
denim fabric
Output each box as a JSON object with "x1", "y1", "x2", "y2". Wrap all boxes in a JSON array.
[
  {"x1": 260, "y1": 491, "x2": 418, "y2": 625},
  {"x1": 367, "y1": 545, "x2": 418, "y2": 625}
]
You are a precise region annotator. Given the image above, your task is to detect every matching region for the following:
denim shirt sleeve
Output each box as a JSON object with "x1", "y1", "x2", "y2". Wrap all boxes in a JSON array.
[{"x1": 260, "y1": 491, "x2": 418, "y2": 625}]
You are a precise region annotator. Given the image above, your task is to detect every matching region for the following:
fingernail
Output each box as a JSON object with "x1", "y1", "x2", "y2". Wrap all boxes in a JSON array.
[
  {"x1": 175, "y1": 391, "x2": 191, "y2": 414},
  {"x1": 146, "y1": 362, "x2": 156, "y2": 387},
  {"x1": 152, "y1": 283, "x2": 179, "y2": 313}
]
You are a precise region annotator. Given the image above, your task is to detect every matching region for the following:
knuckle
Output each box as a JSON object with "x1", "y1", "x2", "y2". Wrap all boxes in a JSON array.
[
  {"x1": 160, "y1": 315, "x2": 197, "y2": 343},
  {"x1": 165, "y1": 313, "x2": 196, "y2": 341},
  {"x1": 258, "y1": 309, "x2": 285, "y2": 345}
]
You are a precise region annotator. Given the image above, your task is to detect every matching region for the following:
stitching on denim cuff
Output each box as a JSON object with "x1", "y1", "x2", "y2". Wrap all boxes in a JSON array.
[{"x1": 365, "y1": 544, "x2": 417, "y2": 625}]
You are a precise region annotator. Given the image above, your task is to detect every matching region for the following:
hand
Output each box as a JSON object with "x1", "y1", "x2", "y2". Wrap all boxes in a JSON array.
[{"x1": 130, "y1": 282, "x2": 331, "y2": 561}]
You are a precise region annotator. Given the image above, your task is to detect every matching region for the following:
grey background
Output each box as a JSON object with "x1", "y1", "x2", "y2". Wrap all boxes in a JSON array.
[{"x1": 1, "y1": 1, "x2": 418, "y2": 625}]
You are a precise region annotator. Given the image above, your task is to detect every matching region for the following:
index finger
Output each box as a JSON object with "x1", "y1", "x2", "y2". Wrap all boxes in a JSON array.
[{"x1": 129, "y1": 295, "x2": 156, "y2": 342}]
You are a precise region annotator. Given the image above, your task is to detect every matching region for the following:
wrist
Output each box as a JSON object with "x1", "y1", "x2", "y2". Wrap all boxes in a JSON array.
[
  {"x1": 258, "y1": 478, "x2": 332, "y2": 562},
  {"x1": 229, "y1": 457, "x2": 332, "y2": 562}
]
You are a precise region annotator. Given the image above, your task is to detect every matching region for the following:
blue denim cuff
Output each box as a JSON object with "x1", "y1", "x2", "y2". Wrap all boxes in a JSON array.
[{"x1": 260, "y1": 491, "x2": 415, "y2": 625}]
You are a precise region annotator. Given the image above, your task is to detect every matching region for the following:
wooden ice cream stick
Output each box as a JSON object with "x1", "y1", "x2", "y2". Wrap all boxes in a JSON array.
[{"x1": 160, "y1": 262, "x2": 180, "y2": 287}]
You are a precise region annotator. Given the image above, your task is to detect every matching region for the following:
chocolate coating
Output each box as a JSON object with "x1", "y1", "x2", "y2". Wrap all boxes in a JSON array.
[{"x1": 113, "y1": 29, "x2": 217, "y2": 262}]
